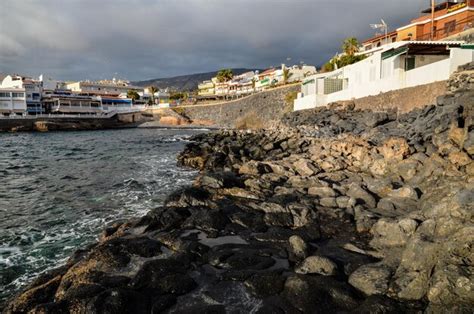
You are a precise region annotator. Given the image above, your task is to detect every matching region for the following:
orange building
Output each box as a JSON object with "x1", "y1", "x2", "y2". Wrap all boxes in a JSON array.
[
  {"x1": 397, "y1": 0, "x2": 474, "y2": 41},
  {"x1": 362, "y1": 31, "x2": 398, "y2": 51},
  {"x1": 363, "y1": 1, "x2": 473, "y2": 50}
]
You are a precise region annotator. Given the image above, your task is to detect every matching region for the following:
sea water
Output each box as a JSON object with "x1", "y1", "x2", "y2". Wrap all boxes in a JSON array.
[{"x1": 0, "y1": 128, "x2": 202, "y2": 305}]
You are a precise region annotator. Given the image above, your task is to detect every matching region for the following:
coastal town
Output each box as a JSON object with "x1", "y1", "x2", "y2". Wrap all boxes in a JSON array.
[
  {"x1": 1, "y1": 0, "x2": 472, "y2": 120},
  {"x1": 2, "y1": 0, "x2": 474, "y2": 313}
]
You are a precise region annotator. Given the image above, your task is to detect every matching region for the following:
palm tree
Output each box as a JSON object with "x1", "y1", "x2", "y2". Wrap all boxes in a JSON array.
[
  {"x1": 127, "y1": 90, "x2": 140, "y2": 101},
  {"x1": 342, "y1": 37, "x2": 360, "y2": 56},
  {"x1": 283, "y1": 68, "x2": 292, "y2": 84},
  {"x1": 148, "y1": 86, "x2": 158, "y2": 105},
  {"x1": 216, "y1": 69, "x2": 233, "y2": 82}
]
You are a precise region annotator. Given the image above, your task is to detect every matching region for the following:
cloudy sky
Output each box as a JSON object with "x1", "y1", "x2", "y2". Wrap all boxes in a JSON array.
[{"x1": 0, "y1": 0, "x2": 429, "y2": 81}]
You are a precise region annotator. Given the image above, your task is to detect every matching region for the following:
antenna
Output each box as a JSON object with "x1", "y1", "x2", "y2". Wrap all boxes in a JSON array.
[{"x1": 370, "y1": 19, "x2": 389, "y2": 44}]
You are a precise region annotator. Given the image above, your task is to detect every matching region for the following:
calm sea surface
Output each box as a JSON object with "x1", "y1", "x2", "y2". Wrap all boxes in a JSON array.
[{"x1": 0, "y1": 128, "x2": 203, "y2": 305}]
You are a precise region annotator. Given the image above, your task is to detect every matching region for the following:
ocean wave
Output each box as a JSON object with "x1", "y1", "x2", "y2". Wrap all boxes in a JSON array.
[{"x1": 0, "y1": 128, "x2": 204, "y2": 303}]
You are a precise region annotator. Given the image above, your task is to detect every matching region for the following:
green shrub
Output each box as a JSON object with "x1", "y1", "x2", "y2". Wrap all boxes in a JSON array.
[
  {"x1": 235, "y1": 112, "x2": 264, "y2": 130},
  {"x1": 284, "y1": 91, "x2": 298, "y2": 113}
]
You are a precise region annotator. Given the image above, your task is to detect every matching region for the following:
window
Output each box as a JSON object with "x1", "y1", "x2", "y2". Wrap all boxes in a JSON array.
[
  {"x1": 0, "y1": 92, "x2": 11, "y2": 97},
  {"x1": 405, "y1": 57, "x2": 416, "y2": 71},
  {"x1": 12, "y1": 92, "x2": 25, "y2": 98},
  {"x1": 445, "y1": 20, "x2": 456, "y2": 35}
]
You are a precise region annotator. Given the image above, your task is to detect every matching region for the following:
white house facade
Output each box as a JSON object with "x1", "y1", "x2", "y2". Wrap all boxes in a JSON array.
[
  {"x1": 1, "y1": 75, "x2": 43, "y2": 114},
  {"x1": 294, "y1": 41, "x2": 474, "y2": 111},
  {"x1": 0, "y1": 88, "x2": 27, "y2": 115},
  {"x1": 66, "y1": 81, "x2": 143, "y2": 95}
]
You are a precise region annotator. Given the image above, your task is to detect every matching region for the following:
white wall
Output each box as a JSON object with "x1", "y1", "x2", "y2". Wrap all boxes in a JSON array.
[
  {"x1": 449, "y1": 49, "x2": 474, "y2": 72},
  {"x1": 405, "y1": 58, "x2": 451, "y2": 87},
  {"x1": 0, "y1": 89, "x2": 27, "y2": 113},
  {"x1": 294, "y1": 46, "x2": 474, "y2": 112}
]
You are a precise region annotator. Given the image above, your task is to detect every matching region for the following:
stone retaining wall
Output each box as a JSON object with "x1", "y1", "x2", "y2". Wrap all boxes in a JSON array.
[
  {"x1": 181, "y1": 63, "x2": 473, "y2": 127},
  {"x1": 339, "y1": 81, "x2": 447, "y2": 113},
  {"x1": 182, "y1": 85, "x2": 300, "y2": 128}
]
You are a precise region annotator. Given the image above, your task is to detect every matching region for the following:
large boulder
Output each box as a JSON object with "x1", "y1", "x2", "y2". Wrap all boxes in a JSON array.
[
  {"x1": 295, "y1": 255, "x2": 338, "y2": 276},
  {"x1": 348, "y1": 263, "x2": 392, "y2": 296}
]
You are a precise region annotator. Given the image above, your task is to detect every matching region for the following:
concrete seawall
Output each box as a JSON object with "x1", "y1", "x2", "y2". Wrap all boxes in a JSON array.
[
  {"x1": 179, "y1": 80, "x2": 450, "y2": 128},
  {"x1": 0, "y1": 112, "x2": 145, "y2": 132},
  {"x1": 181, "y1": 85, "x2": 300, "y2": 128}
]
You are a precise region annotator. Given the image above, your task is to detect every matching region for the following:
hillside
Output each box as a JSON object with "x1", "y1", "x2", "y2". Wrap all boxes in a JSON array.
[{"x1": 132, "y1": 68, "x2": 261, "y2": 91}]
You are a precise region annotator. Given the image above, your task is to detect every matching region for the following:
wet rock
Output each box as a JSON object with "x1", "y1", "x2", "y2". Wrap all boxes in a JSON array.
[
  {"x1": 221, "y1": 187, "x2": 262, "y2": 200},
  {"x1": 427, "y1": 226, "x2": 474, "y2": 306},
  {"x1": 387, "y1": 186, "x2": 419, "y2": 200},
  {"x1": 319, "y1": 197, "x2": 338, "y2": 208},
  {"x1": 229, "y1": 211, "x2": 266, "y2": 232},
  {"x1": 239, "y1": 161, "x2": 272, "y2": 176},
  {"x1": 283, "y1": 275, "x2": 359, "y2": 312},
  {"x1": 293, "y1": 159, "x2": 319, "y2": 176},
  {"x1": 346, "y1": 183, "x2": 377, "y2": 209},
  {"x1": 130, "y1": 259, "x2": 196, "y2": 295},
  {"x1": 448, "y1": 151, "x2": 472, "y2": 167},
  {"x1": 379, "y1": 138, "x2": 410, "y2": 161},
  {"x1": 348, "y1": 264, "x2": 392, "y2": 296},
  {"x1": 86, "y1": 288, "x2": 150, "y2": 314},
  {"x1": 256, "y1": 296, "x2": 301, "y2": 314},
  {"x1": 198, "y1": 171, "x2": 243, "y2": 189},
  {"x1": 184, "y1": 208, "x2": 230, "y2": 233},
  {"x1": 351, "y1": 295, "x2": 407, "y2": 314},
  {"x1": 244, "y1": 272, "x2": 285, "y2": 298},
  {"x1": 288, "y1": 235, "x2": 308, "y2": 262},
  {"x1": 176, "y1": 304, "x2": 227, "y2": 314},
  {"x1": 165, "y1": 187, "x2": 212, "y2": 207},
  {"x1": 464, "y1": 130, "x2": 474, "y2": 156},
  {"x1": 5, "y1": 274, "x2": 62, "y2": 313},
  {"x1": 295, "y1": 255, "x2": 338, "y2": 276},
  {"x1": 151, "y1": 295, "x2": 177, "y2": 313},
  {"x1": 308, "y1": 186, "x2": 337, "y2": 198},
  {"x1": 370, "y1": 218, "x2": 418, "y2": 249},
  {"x1": 390, "y1": 237, "x2": 440, "y2": 301},
  {"x1": 354, "y1": 206, "x2": 378, "y2": 233},
  {"x1": 142, "y1": 206, "x2": 191, "y2": 232}
]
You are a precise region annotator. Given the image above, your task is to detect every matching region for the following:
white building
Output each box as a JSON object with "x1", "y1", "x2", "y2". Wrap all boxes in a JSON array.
[
  {"x1": 287, "y1": 65, "x2": 317, "y2": 83},
  {"x1": 66, "y1": 81, "x2": 143, "y2": 95},
  {"x1": 1, "y1": 75, "x2": 43, "y2": 114},
  {"x1": 294, "y1": 41, "x2": 474, "y2": 111},
  {"x1": 0, "y1": 88, "x2": 27, "y2": 115},
  {"x1": 38, "y1": 74, "x2": 60, "y2": 91}
]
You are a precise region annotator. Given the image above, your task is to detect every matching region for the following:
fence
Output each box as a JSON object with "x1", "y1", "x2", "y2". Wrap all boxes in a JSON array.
[
  {"x1": 417, "y1": 15, "x2": 474, "y2": 41},
  {"x1": 0, "y1": 111, "x2": 116, "y2": 120}
]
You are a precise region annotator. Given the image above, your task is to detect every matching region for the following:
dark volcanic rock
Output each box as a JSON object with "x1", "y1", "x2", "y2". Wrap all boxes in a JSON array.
[{"x1": 5, "y1": 67, "x2": 474, "y2": 313}]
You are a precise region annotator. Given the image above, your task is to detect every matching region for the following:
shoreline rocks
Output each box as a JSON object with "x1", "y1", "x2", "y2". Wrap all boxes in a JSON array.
[{"x1": 3, "y1": 67, "x2": 473, "y2": 313}]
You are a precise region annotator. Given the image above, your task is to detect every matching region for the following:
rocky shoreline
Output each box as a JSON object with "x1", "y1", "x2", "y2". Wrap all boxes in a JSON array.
[{"x1": 3, "y1": 65, "x2": 473, "y2": 313}]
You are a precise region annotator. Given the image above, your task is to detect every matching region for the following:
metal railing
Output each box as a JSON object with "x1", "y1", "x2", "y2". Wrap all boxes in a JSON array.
[
  {"x1": 0, "y1": 111, "x2": 117, "y2": 119},
  {"x1": 416, "y1": 16, "x2": 474, "y2": 41}
]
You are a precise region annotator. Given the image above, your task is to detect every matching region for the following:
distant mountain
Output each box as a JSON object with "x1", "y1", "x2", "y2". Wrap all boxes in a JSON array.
[{"x1": 132, "y1": 68, "x2": 261, "y2": 91}]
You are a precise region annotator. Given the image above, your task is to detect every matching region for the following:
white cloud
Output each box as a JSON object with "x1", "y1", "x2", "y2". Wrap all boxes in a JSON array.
[{"x1": 0, "y1": 0, "x2": 426, "y2": 80}]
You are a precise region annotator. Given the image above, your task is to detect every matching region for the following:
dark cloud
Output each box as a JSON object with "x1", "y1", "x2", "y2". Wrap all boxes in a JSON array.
[{"x1": 0, "y1": 0, "x2": 427, "y2": 81}]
